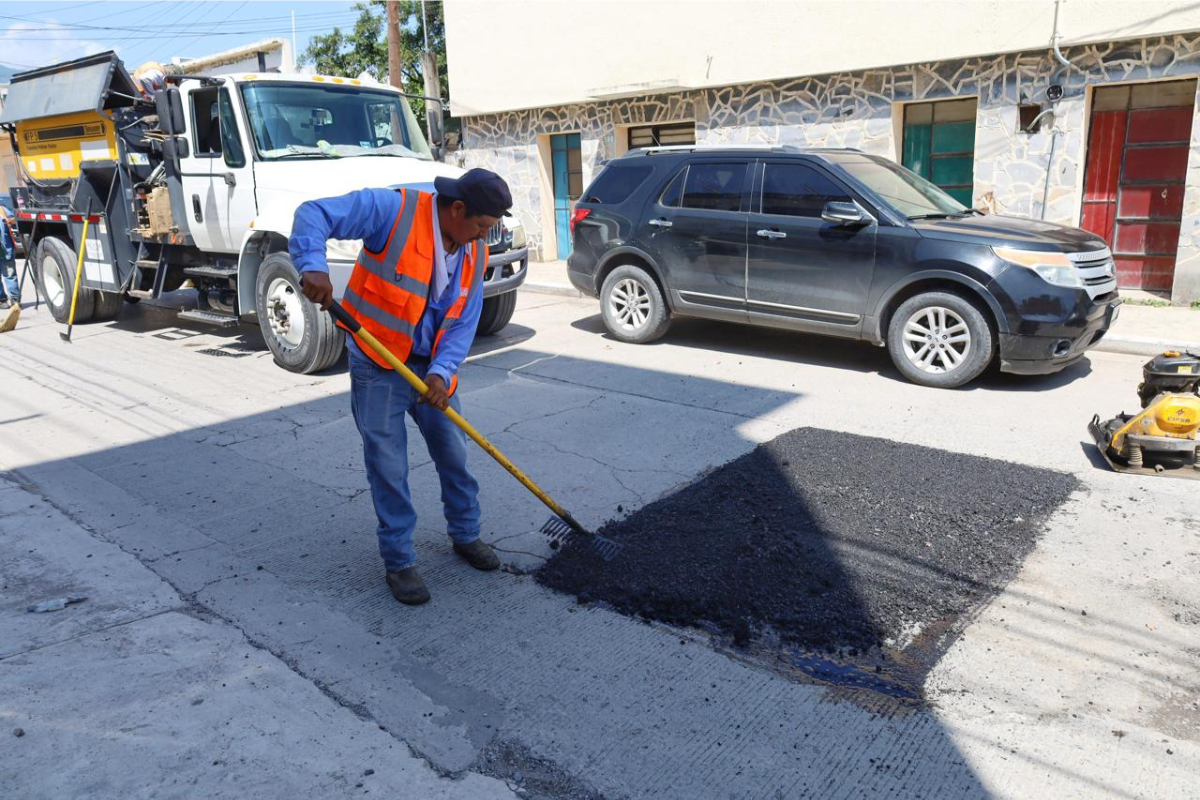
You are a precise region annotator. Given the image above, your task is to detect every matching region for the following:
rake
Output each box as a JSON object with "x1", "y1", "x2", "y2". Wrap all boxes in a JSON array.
[{"x1": 327, "y1": 300, "x2": 621, "y2": 561}]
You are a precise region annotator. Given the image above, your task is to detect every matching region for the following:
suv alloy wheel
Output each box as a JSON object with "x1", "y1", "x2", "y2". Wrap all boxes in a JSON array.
[
  {"x1": 886, "y1": 291, "x2": 994, "y2": 388},
  {"x1": 600, "y1": 264, "x2": 671, "y2": 343}
]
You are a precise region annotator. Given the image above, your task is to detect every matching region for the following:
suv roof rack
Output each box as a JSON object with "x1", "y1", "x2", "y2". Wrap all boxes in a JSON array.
[{"x1": 635, "y1": 144, "x2": 799, "y2": 156}]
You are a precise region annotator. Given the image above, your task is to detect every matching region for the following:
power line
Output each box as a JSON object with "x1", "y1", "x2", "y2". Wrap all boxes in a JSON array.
[
  {"x1": 0, "y1": 9, "x2": 361, "y2": 32},
  {"x1": 169, "y1": 0, "x2": 249, "y2": 60},
  {"x1": 143, "y1": 0, "x2": 216, "y2": 59},
  {"x1": 0, "y1": 22, "x2": 368, "y2": 42}
]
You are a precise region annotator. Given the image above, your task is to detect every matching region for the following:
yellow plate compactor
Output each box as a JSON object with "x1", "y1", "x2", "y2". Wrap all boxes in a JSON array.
[{"x1": 1089, "y1": 351, "x2": 1200, "y2": 478}]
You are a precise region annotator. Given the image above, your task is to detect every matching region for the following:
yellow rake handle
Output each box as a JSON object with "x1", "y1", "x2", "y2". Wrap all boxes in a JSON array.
[
  {"x1": 66, "y1": 216, "x2": 92, "y2": 326},
  {"x1": 327, "y1": 300, "x2": 585, "y2": 534}
]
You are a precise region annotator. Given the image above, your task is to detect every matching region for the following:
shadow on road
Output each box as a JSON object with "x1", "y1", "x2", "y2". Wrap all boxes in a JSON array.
[{"x1": 13, "y1": 335, "x2": 1003, "y2": 796}]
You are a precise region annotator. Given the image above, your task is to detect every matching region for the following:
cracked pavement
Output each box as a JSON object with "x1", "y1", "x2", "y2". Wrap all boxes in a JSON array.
[{"x1": 2, "y1": 290, "x2": 1198, "y2": 798}]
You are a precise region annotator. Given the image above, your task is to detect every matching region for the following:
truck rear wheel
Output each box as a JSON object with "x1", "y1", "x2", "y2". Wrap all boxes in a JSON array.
[
  {"x1": 255, "y1": 252, "x2": 344, "y2": 374},
  {"x1": 92, "y1": 291, "x2": 125, "y2": 321},
  {"x1": 477, "y1": 290, "x2": 517, "y2": 335},
  {"x1": 36, "y1": 236, "x2": 94, "y2": 324}
]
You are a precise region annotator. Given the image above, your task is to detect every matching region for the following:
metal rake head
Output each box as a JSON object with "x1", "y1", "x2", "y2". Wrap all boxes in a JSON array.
[{"x1": 540, "y1": 517, "x2": 622, "y2": 562}]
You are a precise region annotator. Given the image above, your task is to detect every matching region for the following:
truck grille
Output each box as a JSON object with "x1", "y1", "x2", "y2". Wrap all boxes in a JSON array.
[{"x1": 1068, "y1": 247, "x2": 1117, "y2": 301}]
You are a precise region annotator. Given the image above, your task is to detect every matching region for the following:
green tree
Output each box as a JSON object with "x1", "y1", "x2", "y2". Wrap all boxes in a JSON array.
[{"x1": 301, "y1": 1, "x2": 449, "y2": 131}]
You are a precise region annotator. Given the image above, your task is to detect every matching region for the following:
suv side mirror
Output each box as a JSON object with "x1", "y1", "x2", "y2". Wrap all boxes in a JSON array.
[{"x1": 822, "y1": 201, "x2": 870, "y2": 227}]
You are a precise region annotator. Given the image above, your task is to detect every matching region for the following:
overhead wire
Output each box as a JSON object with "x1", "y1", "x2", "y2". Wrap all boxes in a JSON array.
[{"x1": 168, "y1": 0, "x2": 249, "y2": 60}]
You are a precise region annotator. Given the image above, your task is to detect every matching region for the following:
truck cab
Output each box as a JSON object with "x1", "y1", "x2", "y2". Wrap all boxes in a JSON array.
[{"x1": 2, "y1": 52, "x2": 527, "y2": 374}]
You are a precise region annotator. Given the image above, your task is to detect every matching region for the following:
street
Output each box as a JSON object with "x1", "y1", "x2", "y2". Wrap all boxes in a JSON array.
[{"x1": 2, "y1": 288, "x2": 1198, "y2": 798}]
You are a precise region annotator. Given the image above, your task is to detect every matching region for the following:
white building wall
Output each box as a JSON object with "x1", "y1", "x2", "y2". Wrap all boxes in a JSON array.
[
  {"x1": 446, "y1": 0, "x2": 1200, "y2": 116},
  {"x1": 459, "y1": 34, "x2": 1200, "y2": 303}
]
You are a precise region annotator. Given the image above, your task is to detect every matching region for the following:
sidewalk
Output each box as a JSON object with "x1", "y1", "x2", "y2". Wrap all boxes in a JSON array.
[
  {"x1": 0, "y1": 476, "x2": 511, "y2": 799},
  {"x1": 521, "y1": 260, "x2": 1200, "y2": 356}
]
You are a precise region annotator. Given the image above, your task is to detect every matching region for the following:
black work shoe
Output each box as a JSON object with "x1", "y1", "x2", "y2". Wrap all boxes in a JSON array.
[
  {"x1": 453, "y1": 539, "x2": 500, "y2": 571},
  {"x1": 386, "y1": 567, "x2": 430, "y2": 605}
]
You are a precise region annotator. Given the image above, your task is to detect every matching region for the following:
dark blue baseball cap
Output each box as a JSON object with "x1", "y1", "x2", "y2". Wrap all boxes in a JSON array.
[{"x1": 434, "y1": 168, "x2": 512, "y2": 218}]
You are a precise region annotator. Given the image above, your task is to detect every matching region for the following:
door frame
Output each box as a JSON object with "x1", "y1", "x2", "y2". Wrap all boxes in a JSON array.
[
  {"x1": 538, "y1": 130, "x2": 586, "y2": 261},
  {"x1": 1079, "y1": 75, "x2": 1199, "y2": 293}
]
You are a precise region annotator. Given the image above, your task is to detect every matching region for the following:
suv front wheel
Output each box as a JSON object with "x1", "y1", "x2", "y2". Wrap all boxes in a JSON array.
[
  {"x1": 600, "y1": 265, "x2": 670, "y2": 344},
  {"x1": 886, "y1": 291, "x2": 994, "y2": 388}
]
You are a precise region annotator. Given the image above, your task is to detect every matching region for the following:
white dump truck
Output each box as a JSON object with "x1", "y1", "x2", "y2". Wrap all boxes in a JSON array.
[{"x1": 1, "y1": 51, "x2": 527, "y2": 373}]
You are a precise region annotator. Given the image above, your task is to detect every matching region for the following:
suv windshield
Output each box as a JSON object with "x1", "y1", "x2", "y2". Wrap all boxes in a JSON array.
[
  {"x1": 239, "y1": 82, "x2": 432, "y2": 162},
  {"x1": 823, "y1": 153, "x2": 968, "y2": 218}
]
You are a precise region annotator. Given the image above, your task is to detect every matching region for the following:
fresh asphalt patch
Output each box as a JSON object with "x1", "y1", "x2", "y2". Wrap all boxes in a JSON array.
[{"x1": 537, "y1": 427, "x2": 1078, "y2": 702}]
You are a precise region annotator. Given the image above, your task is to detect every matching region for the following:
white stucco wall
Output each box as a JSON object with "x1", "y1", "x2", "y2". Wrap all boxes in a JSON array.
[{"x1": 446, "y1": 1, "x2": 1200, "y2": 116}]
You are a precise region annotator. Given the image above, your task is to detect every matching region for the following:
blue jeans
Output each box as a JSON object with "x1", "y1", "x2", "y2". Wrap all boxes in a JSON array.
[
  {"x1": 1, "y1": 258, "x2": 18, "y2": 303},
  {"x1": 349, "y1": 345, "x2": 481, "y2": 571}
]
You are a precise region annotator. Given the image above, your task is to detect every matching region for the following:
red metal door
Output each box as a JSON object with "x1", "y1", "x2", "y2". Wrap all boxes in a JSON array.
[{"x1": 1080, "y1": 80, "x2": 1196, "y2": 292}]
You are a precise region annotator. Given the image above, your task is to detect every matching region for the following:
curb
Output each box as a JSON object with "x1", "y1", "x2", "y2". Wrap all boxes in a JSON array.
[
  {"x1": 522, "y1": 281, "x2": 584, "y2": 298},
  {"x1": 1093, "y1": 335, "x2": 1200, "y2": 357}
]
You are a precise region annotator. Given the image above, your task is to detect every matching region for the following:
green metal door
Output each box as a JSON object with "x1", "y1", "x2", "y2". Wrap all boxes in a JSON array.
[{"x1": 902, "y1": 99, "x2": 977, "y2": 206}]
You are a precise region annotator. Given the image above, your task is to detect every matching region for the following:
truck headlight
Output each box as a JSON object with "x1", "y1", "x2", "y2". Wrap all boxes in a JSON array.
[
  {"x1": 992, "y1": 246, "x2": 1082, "y2": 289},
  {"x1": 508, "y1": 220, "x2": 526, "y2": 250}
]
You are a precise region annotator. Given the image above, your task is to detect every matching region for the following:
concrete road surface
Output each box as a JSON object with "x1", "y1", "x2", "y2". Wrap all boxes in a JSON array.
[{"x1": 1, "y1": 290, "x2": 1196, "y2": 798}]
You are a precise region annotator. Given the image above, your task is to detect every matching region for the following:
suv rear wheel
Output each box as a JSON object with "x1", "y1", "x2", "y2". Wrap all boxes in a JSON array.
[
  {"x1": 886, "y1": 291, "x2": 994, "y2": 388},
  {"x1": 600, "y1": 265, "x2": 670, "y2": 344}
]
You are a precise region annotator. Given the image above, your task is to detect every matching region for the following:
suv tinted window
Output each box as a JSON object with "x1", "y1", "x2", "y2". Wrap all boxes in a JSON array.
[
  {"x1": 584, "y1": 164, "x2": 653, "y2": 204},
  {"x1": 762, "y1": 163, "x2": 851, "y2": 218},
  {"x1": 659, "y1": 168, "x2": 686, "y2": 208},
  {"x1": 682, "y1": 162, "x2": 746, "y2": 212}
]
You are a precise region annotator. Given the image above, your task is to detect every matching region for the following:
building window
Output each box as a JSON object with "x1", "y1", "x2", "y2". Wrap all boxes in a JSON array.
[
  {"x1": 1081, "y1": 78, "x2": 1197, "y2": 292},
  {"x1": 901, "y1": 98, "x2": 977, "y2": 206},
  {"x1": 628, "y1": 121, "x2": 696, "y2": 149}
]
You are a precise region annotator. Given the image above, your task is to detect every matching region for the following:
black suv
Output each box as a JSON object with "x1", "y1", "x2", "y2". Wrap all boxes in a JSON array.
[{"x1": 567, "y1": 146, "x2": 1121, "y2": 388}]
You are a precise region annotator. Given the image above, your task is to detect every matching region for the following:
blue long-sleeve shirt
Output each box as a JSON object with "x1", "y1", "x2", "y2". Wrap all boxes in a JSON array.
[{"x1": 289, "y1": 188, "x2": 482, "y2": 388}]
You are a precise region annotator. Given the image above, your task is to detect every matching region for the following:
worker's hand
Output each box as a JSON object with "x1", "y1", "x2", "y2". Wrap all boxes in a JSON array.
[
  {"x1": 299, "y1": 271, "x2": 333, "y2": 310},
  {"x1": 421, "y1": 374, "x2": 451, "y2": 411}
]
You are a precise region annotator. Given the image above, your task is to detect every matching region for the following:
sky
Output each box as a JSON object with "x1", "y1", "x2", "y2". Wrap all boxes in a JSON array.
[{"x1": 0, "y1": 0, "x2": 365, "y2": 75}]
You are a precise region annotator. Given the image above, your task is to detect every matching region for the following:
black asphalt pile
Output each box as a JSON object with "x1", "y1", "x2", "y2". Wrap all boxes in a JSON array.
[{"x1": 537, "y1": 427, "x2": 1077, "y2": 698}]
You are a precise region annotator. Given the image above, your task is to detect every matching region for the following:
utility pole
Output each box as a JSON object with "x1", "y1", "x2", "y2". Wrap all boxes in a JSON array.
[
  {"x1": 386, "y1": 1, "x2": 402, "y2": 89},
  {"x1": 420, "y1": 1, "x2": 443, "y2": 153},
  {"x1": 291, "y1": 9, "x2": 297, "y2": 68}
]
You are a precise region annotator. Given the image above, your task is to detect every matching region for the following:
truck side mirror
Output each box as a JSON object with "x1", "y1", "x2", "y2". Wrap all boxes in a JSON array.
[
  {"x1": 154, "y1": 87, "x2": 187, "y2": 136},
  {"x1": 166, "y1": 87, "x2": 186, "y2": 136},
  {"x1": 162, "y1": 137, "x2": 190, "y2": 172}
]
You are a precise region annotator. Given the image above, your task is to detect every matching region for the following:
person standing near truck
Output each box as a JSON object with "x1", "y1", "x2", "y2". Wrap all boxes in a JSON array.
[
  {"x1": 290, "y1": 169, "x2": 512, "y2": 605},
  {"x1": 0, "y1": 205, "x2": 20, "y2": 311}
]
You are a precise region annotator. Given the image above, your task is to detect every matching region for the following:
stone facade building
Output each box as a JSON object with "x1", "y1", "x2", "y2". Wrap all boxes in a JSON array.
[{"x1": 447, "y1": 2, "x2": 1200, "y2": 304}]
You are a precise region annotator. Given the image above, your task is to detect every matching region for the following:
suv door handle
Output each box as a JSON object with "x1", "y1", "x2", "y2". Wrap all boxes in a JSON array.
[
  {"x1": 757, "y1": 228, "x2": 786, "y2": 240},
  {"x1": 648, "y1": 218, "x2": 673, "y2": 228}
]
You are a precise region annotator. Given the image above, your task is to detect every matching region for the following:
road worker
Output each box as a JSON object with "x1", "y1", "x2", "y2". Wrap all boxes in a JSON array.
[{"x1": 290, "y1": 169, "x2": 512, "y2": 605}]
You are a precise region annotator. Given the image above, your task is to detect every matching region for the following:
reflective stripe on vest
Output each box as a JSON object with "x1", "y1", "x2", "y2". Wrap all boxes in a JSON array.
[{"x1": 338, "y1": 189, "x2": 486, "y2": 395}]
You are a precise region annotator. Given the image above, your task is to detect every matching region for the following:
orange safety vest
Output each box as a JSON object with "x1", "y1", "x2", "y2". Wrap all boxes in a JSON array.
[{"x1": 339, "y1": 189, "x2": 488, "y2": 396}]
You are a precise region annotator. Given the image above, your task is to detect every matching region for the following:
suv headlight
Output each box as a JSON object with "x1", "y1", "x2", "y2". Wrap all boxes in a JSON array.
[
  {"x1": 508, "y1": 219, "x2": 526, "y2": 250},
  {"x1": 992, "y1": 246, "x2": 1082, "y2": 289}
]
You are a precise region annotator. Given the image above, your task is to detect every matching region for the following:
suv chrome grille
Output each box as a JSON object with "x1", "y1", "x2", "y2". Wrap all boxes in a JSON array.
[
  {"x1": 1068, "y1": 247, "x2": 1117, "y2": 300},
  {"x1": 485, "y1": 222, "x2": 506, "y2": 247}
]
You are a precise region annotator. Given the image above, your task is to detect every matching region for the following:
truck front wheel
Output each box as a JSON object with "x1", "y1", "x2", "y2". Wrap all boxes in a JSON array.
[
  {"x1": 477, "y1": 290, "x2": 517, "y2": 336},
  {"x1": 255, "y1": 253, "x2": 344, "y2": 374},
  {"x1": 36, "y1": 236, "x2": 94, "y2": 324}
]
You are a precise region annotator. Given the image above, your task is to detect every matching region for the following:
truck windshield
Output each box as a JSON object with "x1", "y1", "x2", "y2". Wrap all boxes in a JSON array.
[
  {"x1": 822, "y1": 153, "x2": 968, "y2": 218},
  {"x1": 239, "y1": 82, "x2": 433, "y2": 161}
]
